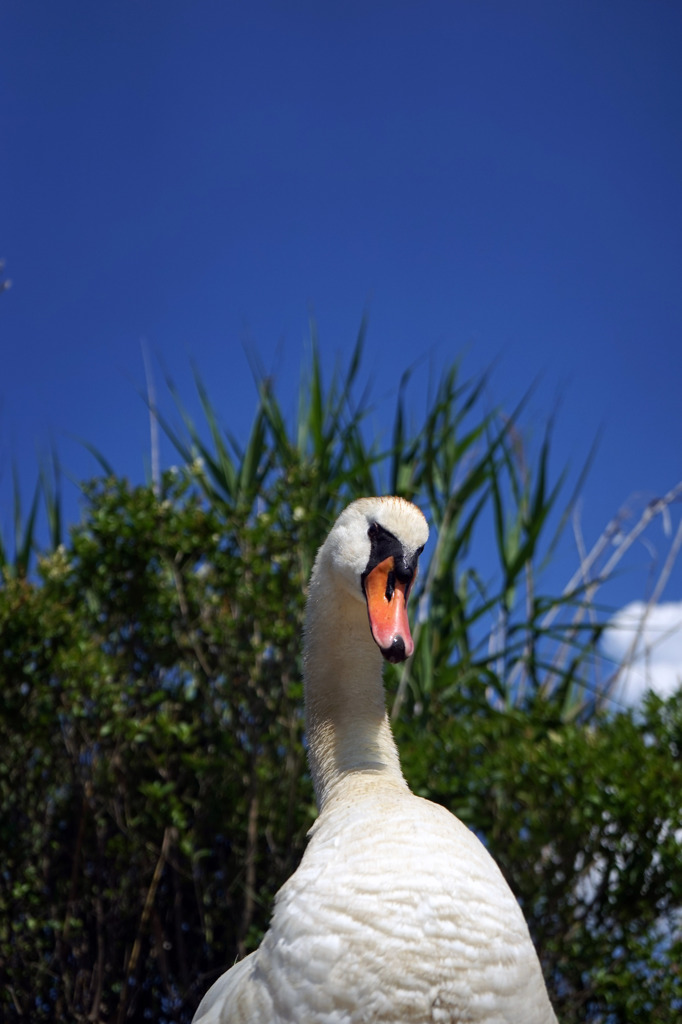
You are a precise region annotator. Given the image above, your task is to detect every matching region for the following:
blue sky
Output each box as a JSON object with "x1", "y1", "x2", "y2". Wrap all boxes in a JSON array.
[{"x1": 2, "y1": 1, "x2": 682, "y2": 633}]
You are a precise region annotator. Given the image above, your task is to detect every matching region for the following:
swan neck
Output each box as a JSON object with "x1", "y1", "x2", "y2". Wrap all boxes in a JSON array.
[{"x1": 303, "y1": 568, "x2": 405, "y2": 810}]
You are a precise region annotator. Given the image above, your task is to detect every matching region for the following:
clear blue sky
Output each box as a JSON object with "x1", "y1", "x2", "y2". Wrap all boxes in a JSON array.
[{"x1": 2, "y1": 1, "x2": 681, "y2": 609}]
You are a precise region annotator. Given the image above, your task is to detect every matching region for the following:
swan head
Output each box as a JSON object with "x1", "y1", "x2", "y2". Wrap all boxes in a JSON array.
[{"x1": 316, "y1": 496, "x2": 429, "y2": 664}]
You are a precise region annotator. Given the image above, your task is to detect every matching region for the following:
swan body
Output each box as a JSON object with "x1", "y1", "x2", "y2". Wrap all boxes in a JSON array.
[{"x1": 193, "y1": 497, "x2": 557, "y2": 1023}]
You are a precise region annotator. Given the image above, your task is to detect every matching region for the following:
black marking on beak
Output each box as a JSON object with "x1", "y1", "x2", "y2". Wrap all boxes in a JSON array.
[{"x1": 382, "y1": 635, "x2": 406, "y2": 664}]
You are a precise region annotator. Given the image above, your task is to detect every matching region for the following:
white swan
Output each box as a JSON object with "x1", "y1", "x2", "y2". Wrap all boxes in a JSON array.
[{"x1": 193, "y1": 496, "x2": 557, "y2": 1023}]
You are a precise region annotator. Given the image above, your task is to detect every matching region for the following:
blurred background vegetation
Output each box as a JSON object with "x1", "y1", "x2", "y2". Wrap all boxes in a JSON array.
[{"x1": 1, "y1": 331, "x2": 681, "y2": 1022}]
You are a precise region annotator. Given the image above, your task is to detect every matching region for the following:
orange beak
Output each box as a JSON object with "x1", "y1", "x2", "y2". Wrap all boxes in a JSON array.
[{"x1": 363, "y1": 555, "x2": 415, "y2": 663}]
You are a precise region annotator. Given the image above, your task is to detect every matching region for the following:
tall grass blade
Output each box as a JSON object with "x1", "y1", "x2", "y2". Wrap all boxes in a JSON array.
[
  {"x1": 238, "y1": 406, "x2": 270, "y2": 506},
  {"x1": 192, "y1": 366, "x2": 238, "y2": 501},
  {"x1": 258, "y1": 378, "x2": 292, "y2": 466},
  {"x1": 13, "y1": 465, "x2": 40, "y2": 577},
  {"x1": 75, "y1": 439, "x2": 115, "y2": 477},
  {"x1": 40, "y1": 445, "x2": 63, "y2": 553}
]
